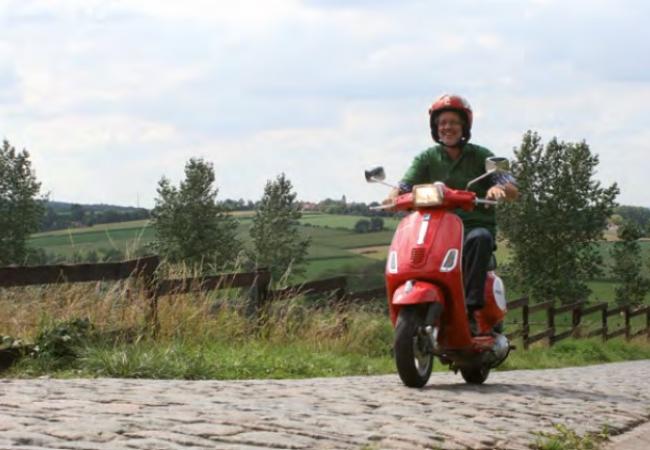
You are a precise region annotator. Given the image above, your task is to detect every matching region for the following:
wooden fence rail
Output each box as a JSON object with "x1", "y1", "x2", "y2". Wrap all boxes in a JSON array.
[
  {"x1": 0, "y1": 258, "x2": 381, "y2": 332},
  {"x1": 0, "y1": 255, "x2": 160, "y2": 288},
  {"x1": 1, "y1": 258, "x2": 649, "y2": 347},
  {"x1": 502, "y1": 297, "x2": 649, "y2": 349}
]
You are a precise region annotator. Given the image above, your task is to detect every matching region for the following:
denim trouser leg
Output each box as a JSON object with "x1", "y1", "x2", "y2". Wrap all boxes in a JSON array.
[{"x1": 463, "y1": 228, "x2": 494, "y2": 311}]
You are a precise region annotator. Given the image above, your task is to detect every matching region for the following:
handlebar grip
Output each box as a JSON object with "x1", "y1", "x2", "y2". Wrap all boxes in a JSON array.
[{"x1": 475, "y1": 198, "x2": 498, "y2": 206}]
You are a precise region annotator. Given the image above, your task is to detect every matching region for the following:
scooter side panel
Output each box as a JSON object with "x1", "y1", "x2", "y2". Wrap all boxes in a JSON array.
[
  {"x1": 429, "y1": 213, "x2": 473, "y2": 348},
  {"x1": 476, "y1": 272, "x2": 507, "y2": 333}
]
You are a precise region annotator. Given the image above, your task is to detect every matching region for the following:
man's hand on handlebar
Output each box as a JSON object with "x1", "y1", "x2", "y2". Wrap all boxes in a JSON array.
[
  {"x1": 486, "y1": 182, "x2": 519, "y2": 202},
  {"x1": 486, "y1": 185, "x2": 507, "y2": 201}
]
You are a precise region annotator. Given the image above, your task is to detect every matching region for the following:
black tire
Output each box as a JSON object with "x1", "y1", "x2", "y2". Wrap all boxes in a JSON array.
[
  {"x1": 460, "y1": 365, "x2": 490, "y2": 384},
  {"x1": 394, "y1": 307, "x2": 434, "y2": 388}
]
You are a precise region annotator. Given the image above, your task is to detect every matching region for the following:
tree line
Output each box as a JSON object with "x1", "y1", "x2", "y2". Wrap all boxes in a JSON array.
[{"x1": 41, "y1": 202, "x2": 150, "y2": 231}]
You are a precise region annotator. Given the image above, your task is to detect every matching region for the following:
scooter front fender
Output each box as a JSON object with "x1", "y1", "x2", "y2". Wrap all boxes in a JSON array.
[{"x1": 392, "y1": 281, "x2": 445, "y2": 306}]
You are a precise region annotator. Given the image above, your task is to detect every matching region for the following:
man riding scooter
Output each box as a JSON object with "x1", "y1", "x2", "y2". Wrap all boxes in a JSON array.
[{"x1": 386, "y1": 94, "x2": 518, "y2": 334}]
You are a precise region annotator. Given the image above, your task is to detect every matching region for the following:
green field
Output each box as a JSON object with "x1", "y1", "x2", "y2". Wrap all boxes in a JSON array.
[
  {"x1": 300, "y1": 214, "x2": 400, "y2": 230},
  {"x1": 29, "y1": 220, "x2": 156, "y2": 258},
  {"x1": 31, "y1": 219, "x2": 152, "y2": 237},
  {"x1": 27, "y1": 214, "x2": 392, "y2": 286},
  {"x1": 26, "y1": 213, "x2": 650, "y2": 301}
]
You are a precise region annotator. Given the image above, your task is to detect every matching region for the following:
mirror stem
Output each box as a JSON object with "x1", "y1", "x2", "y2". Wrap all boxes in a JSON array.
[
  {"x1": 372, "y1": 178, "x2": 398, "y2": 189},
  {"x1": 465, "y1": 171, "x2": 493, "y2": 190}
]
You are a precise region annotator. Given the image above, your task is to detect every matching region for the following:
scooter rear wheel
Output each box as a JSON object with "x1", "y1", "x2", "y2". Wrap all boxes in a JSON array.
[
  {"x1": 394, "y1": 306, "x2": 434, "y2": 388},
  {"x1": 460, "y1": 365, "x2": 490, "y2": 384}
]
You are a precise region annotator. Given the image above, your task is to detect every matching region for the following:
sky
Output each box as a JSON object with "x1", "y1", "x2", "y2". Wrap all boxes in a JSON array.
[{"x1": 1, "y1": 0, "x2": 649, "y2": 208}]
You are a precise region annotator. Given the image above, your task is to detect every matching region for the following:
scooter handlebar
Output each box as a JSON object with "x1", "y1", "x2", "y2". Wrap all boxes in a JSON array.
[
  {"x1": 475, "y1": 198, "x2": 498, "y2": 206},
  {"x1": 373, "y1": 189, "x2": 499, "y2": 212},
  {"x1": 373, "y1": 192, "x2": 415, "y2": 211}
]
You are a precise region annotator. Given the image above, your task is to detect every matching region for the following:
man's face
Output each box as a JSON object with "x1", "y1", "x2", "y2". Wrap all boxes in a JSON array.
[{"x1": 436, "y1": 111, "x2": 464, "y2": 147}]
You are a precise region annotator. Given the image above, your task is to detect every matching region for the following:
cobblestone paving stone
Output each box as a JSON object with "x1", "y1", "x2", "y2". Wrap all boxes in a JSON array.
[{"x1": 1, "y1": 360, "x2": 649, "y2": 450}]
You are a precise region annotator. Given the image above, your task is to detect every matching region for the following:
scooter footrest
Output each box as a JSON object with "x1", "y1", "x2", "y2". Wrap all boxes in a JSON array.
[{"x1": 471, "y1": 335, "x2": 496, "y2": 350}]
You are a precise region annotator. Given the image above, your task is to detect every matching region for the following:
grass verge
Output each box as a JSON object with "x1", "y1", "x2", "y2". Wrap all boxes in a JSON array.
[
  {"x1": 501, "y1": 337, "x2": 650, "y2": 371},
  {"x1": 5, "y1": 306, "x2": 650, "y2": 379},
  {"x1": 533, "y1": 423, "x2": 610, "y2": 450},
  {"x1": 2, "y1": 279, "x2": 649, "y2": 379},
  {"x1": 10, "y1": 341, "x2": 393, "y2": 380}
]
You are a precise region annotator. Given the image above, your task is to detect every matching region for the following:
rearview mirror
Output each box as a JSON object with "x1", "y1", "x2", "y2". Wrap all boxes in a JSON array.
[
  {"x1": 466, "y1": 156, "x2": 511, "y2": 189},
  {"x1": 365, "y1": 167, "x2": 386, "y2": 183},
  {"x1": 485, "y1": 156, "x2": 510, "y2": 173}
]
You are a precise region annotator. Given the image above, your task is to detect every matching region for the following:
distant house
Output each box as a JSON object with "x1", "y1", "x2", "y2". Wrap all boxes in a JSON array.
[{"x1": 301, "y1": 202, "x2": 319, "y2": 211}]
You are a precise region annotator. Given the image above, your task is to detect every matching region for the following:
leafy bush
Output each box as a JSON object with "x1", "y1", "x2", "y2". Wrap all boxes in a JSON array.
[
  {"x1": 32, "y1": 318, "x2": 94, "y2": 362},
  {"x1": 354, "y1": 219, "x2": 371, "y2": 233}
]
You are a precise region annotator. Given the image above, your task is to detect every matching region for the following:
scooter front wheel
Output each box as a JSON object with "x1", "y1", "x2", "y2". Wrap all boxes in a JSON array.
[{"x1": 394, "y1": 306, "x2": 434, "y2": 388}]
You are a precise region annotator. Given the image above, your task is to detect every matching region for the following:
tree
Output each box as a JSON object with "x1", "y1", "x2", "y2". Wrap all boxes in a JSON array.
[
  {"x1": 498, "y1": 132, "x2": 619, "y2": 304},
  {"x1": 355, "y1": 217, "x2": 383, "y2": 233},
  {"x1": 354, "y1": 219, "x2": 371, "y2": 233},
  {"x1": 151, "y1": 158, "x2": 241, "y2": 270},
  {"x1": 317, "y1": 198, "x2": 346, "y2": 214},
  {"x1": 370, "y1": 217, "x2": 384, "y2": 232},
  {"x1": 614, "y1": 205, "x2": 650, "y2": 231},
  {"x1": 69, "y1": 204, "x2": 85, "y2": 223},
  {"x1": 249, "y1": 173, "x2": 309, "y2": 280},
  {"x1": 0, "y1": 140, "x2": 45, "y2": 265},
  {"x1": 610, "y1": 221, "x2": 649, "y2": 307}
]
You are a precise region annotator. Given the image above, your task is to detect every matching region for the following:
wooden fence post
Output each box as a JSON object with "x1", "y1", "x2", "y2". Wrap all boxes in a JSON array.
[
  {"x1": 335, "y1": 277, "x2": 347, "y2": 302},
  {"x1": 547, "y1": 305, "x2": 556, "y2": 347},
  {"x1": 246, "y1": 268, "x2": 271, "y2": 318},
  {"x1": 624, "y1": 306, "x2": 631, "y2": 341},
  {"x1": 140, "y1": 257, "x2": 161, "y2": 338},
  {"x1": 647, "y1": 308, "x2": 650, "y2": 342},
  {"x1": 257, "y1": 269, "x2": 271, "y2": 306},
  {"x1": 602, "y1": 306, "x2": 608, "y2": 342},
  {"x1": 572, "y1": 304, "x2": 582, "y2": 329},
  {"x1": 522, "y1": 303, "x2": 530, "y2": 350}
]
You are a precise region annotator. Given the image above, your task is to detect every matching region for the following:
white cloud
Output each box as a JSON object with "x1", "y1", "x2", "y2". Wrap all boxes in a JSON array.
[{"x1": 0, "y1": 0, "x2": 648, "y2": 208}]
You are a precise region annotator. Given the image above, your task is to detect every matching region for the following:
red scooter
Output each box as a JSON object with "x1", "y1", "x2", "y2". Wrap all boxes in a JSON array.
[{"x1": 365, "y1": 157, "x2": 513, "y2": 387}]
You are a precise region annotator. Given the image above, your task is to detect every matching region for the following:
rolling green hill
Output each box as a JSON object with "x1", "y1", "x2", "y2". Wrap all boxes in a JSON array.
[
  {"x1": 27, "y1": 213, "x2": 391, "y2": 288},
  {"x1": 26, "y1": 213, "x2": 650, "y2": 296}
]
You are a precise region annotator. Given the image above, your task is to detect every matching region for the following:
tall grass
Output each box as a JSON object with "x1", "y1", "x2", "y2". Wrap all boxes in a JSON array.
[
  {"x1": 2, "y1": 272, "x2": 649, "y2": 380},
  {"x1": 1, "y1": 273, "x2": 395, "y2": 379},
  {"x1": 0, "y1": 280, "x2": 149, "y2": 342}
]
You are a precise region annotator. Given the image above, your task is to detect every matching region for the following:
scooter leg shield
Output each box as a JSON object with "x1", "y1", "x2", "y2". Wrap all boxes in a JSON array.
[{"x1": 391, "y1": 281, "x2": 445, "y2": 306}]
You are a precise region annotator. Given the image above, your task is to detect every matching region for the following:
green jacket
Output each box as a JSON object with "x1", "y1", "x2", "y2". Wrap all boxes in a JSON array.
[{"x1": 400, "y1": 143, "x2": 496, "y2": 237}]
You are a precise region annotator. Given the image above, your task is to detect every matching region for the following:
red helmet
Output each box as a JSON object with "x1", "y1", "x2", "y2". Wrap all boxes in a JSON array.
[{"x1": 428, "y1": 94, "x2": 473, "y2": 145}]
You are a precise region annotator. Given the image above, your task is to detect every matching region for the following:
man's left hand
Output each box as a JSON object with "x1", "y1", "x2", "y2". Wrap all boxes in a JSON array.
[{"x1": 486, "y1": 185, "x2": 507, "y2": 200}]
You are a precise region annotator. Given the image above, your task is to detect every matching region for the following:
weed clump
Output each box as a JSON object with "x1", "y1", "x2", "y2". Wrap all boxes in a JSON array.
[
  {"x1": 533, "y1": 423, "x2": 610, "y2": 450},
  {"x1": 31, "y1": 318, "x2": 94, "y2": 367}
]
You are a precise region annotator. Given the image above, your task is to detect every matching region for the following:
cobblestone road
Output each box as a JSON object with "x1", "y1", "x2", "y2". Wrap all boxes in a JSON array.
[{"x1": 1, "y1": 360, "x2": 649, "y2": 450}]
